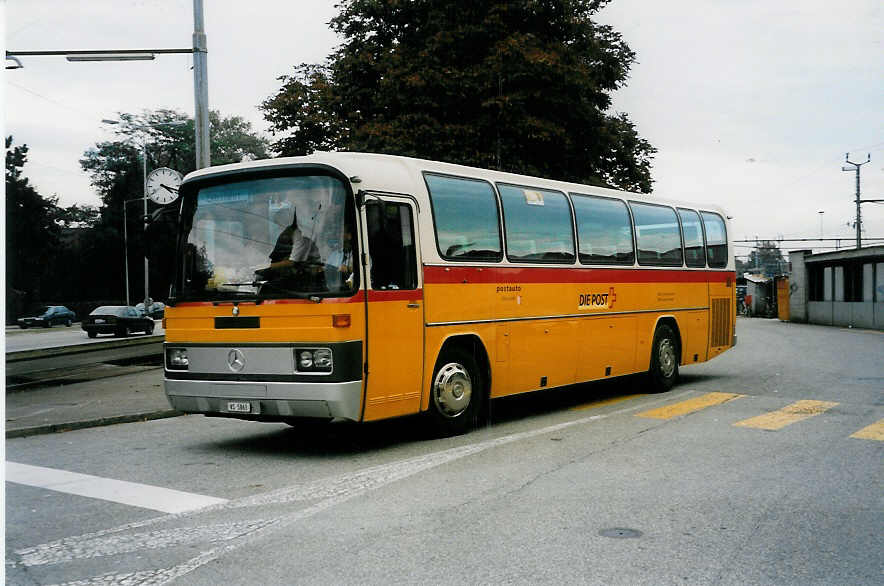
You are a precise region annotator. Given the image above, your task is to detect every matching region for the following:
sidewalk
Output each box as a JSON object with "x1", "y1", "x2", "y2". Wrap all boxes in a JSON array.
[{"x1": 5, "y1": 367, "x2": 181, "y2": 438}]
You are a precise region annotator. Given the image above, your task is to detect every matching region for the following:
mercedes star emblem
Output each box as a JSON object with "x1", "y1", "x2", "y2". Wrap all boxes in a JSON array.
[{"x1": 227, "y1": 348, "x2": 246, "y2": 372}]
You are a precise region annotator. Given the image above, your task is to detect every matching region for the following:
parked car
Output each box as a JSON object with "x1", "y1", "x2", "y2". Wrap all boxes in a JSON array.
[
  {"x1": 135, "y1": 300, "x2": 166, "y2": 319},
  {"x1": 17, "y1": 306, "x2": 76, "y2": 328},
  {"x1": 81, "y1": 306, "x2": 155, "y2": 338}
]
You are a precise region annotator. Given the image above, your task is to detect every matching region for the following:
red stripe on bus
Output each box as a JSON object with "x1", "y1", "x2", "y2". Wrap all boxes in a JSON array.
[{"x1": 423, "y1": 265, "x2": 734, "y2": 284}]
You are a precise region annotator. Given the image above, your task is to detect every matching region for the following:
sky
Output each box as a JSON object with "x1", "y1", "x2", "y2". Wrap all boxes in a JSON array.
[{"x1": 4, "y1": 0, "x2": 883, "y2": 259}]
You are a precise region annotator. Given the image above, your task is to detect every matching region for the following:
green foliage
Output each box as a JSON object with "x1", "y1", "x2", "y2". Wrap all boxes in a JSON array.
[
  {"x1": 261, "y1": 0, "x2": 655, "y2": 192},
  {"x1": 54, "y1": 203, "x2": 100, "y2": 229},
  {"x1": 5, "y1": 136, "x2": 61, "y2": 298},
  {"x1": 746, "y1": 241, "x2": 787, "y2": 276}
]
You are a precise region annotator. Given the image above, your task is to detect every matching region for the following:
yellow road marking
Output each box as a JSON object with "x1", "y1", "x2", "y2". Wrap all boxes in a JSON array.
[
  {"x1": 635, "y1": 392, "x2": 743, "y2": 419},
  {"x1": 850, "y1": 419, "x2": 884, "y2": 441},
  {"x1": 733, "y1": 400, "x2": 838, "y2": 430},
  {"x1": 572, "y1": 394, "x2": 645, "y2": 411}
]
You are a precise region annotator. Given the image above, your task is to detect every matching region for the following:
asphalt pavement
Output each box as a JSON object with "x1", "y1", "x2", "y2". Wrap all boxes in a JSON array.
[
  {"x1": 5, "y1": 317, "x2": 880, "y2": 439},
  {"x1": 7, "y1": 316, "x2": 881, "y2": 585},
  {"x1": 5, "y1": 366, "x2": 179, "y2": 438}
]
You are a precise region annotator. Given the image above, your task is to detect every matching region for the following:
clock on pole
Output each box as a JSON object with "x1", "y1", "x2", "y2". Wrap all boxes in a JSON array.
[{"x1": 146, "y1": 167, "x2": 184, "y2": 204}]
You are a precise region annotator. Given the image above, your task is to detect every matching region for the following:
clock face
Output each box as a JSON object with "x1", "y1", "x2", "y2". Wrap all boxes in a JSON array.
[{"x1": 146, "y1": 167, "x2": 183, "y2": 205}]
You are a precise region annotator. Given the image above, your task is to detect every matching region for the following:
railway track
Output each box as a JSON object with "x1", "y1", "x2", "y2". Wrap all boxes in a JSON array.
[{"x1": 6, "y1": 335, "x2": 163, "y2": 390}]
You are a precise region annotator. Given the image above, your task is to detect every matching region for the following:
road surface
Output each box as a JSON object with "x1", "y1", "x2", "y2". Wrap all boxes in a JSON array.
[{"x1": 6, "y1": 318, "x2": 883, "y2": 585}]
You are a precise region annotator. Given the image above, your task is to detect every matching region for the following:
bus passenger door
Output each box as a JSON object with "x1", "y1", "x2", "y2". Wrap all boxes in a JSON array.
[{"x1": 361, "y1": 196, "x2": 424, "y2": 421}]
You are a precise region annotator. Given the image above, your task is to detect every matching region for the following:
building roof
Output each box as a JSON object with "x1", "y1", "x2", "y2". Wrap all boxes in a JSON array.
[{"x1": 799, "y1": 245, "x2": 884, "y2": 264}]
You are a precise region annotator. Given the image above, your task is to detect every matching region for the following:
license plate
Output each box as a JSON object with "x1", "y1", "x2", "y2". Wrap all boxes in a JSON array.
[
  {"x1": 227, "y1": 401, "x2": 252, "y2": 413},
  {"x1": 94, "y1": 319, "x2": 105, "y2": 324}
]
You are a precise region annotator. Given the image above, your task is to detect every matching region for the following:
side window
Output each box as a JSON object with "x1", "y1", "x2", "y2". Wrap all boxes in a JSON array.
[
  {"x1": 498, "y1": 184, "x2": 575, "y2": 263},
  {"x1": 700, "y1": 211, "x2": 728, "y2": 268},
  {"x1": 678, "y1": 208, "x2": 706, "y2": 268},
  {"x1": 424, "y1": 174, "x2": 502, "y2": 261},
  {"x1": 366, "y1": 201, "x2": 418, "y2": 290},
  {"x1": 631, "y1": 202, "x2": 683, "y2": 266},
  {"x1": 571, "y1": 194, "x2": 634, "y2": 265}
]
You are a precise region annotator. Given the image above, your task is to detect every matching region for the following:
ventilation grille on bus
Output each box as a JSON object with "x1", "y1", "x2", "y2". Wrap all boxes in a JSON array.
[{"x1": 711, "y1": 298, "x2": 731, "y2": 347}]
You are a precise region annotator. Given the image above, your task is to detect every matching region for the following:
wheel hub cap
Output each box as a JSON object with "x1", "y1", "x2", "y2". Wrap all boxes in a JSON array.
[
  {"x1": 659, "y1": 339, "x2": 676, "y2": 378},
  {"x1": 433, "y1": 363, "x2": 472, "y2": 418}
]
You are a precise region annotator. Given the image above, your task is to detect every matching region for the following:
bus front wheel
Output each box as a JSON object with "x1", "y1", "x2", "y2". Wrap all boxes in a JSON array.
[
  {"x1": 648, "y1": 323, "x2": 679, "y2": 393},
  {"x1": 428, "y1": 347, "x2": 483, "y2": 436}
]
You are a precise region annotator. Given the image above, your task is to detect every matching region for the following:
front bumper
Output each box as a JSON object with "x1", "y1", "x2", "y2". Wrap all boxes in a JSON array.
[{"x1": 164, "y1": 379, "x2": 364, "y2": 422}]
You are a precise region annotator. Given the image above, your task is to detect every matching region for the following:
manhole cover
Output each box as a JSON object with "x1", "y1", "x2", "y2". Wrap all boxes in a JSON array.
[{"x1": 599, "y1": 527, "x2": 643, "y2": 539}]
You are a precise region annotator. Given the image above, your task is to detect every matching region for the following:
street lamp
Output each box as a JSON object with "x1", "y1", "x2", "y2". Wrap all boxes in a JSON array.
[
  {"x1": 66, "y1": 52, "x2": 155, "y2": 62},
  {"x1": 6, "y1": 0, "x2": 210, "y2": 170},
  {"x1": 818, "y1": 210, "x2": 824, "y2": 240},
  {"x1": 103, "y1": 118, "x2": 185, "y2": 308}
]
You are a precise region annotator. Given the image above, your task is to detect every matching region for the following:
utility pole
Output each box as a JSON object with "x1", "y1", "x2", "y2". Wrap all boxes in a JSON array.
[
  {"x1": 193, "y1": 0, "x2": 211, "y2": 170},
  {"x1": 842, "y1": 153, "x2": 870, "y2": 249}
]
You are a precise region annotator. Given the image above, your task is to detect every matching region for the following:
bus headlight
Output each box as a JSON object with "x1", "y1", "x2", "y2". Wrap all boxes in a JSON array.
[
  {"x1": 295, "y1": 348, "x2": 333, "y2": 374},
  {"x1": 167, "y1": 347, "x2": 189, "y2": 370},
  {"x1": 313, "y1": 348, "x2": 333, "y2": 369}
]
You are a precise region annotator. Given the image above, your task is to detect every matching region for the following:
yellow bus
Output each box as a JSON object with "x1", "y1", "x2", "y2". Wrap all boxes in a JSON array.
[{"x1": 164, "y1": 152, "x2": 736, "y2": 435}]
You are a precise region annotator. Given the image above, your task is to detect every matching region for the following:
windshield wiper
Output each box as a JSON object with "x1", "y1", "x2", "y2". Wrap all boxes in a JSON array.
[{"x1": 222, "y1": 280, "x2": 267, "y2": 287}]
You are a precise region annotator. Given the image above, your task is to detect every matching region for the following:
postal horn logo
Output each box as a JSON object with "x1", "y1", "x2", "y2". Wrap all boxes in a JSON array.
[{"x1": 227, "y1": 348, "x2": 246, "y2": 372}]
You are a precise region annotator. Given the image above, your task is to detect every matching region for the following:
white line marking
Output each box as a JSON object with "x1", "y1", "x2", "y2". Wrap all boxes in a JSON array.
[
  {"x1": 18, "y1": 520, "x2": 277, "y2": 567},
  {"x1": 5, "y1": 462, "x2": 228, "y2": 514},
  {"x1": 13, "y1": 390, "x2": 692, "y2": 584}
]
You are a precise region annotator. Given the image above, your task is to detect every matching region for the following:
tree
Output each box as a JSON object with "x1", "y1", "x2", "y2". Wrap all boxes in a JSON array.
[
  {"x1": 746, "y1": 241, "x2": 786, "y2": 276},
  {"x1": 79, "y1": 109, "x2": 270, "y2": 304},
  {"x1": 5, "y1": 136, "x2": 61, "y2": 301},
  {"x1": 261, "y1": 0, "x2": 655, "y2": 192}
]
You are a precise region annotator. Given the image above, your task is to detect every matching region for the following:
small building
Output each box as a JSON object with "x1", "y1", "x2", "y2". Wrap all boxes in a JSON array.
[
  {"x1": 744, "y1": 274, "x2": 774, "y2": 317},
  {"x1": 788, "y1": 246, "x2": 884, "y2": 329}
]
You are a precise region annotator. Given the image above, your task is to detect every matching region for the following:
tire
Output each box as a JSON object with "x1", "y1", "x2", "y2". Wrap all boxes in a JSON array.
[
  {"x1": 427, "y1": 346, "x2": 484, "y2": 437},
  {"x1": 43, "y1": 321, "x2": 51, "y2": 328},
  {"x1": 87, "y1": 330, "x2": 97, "y2": 338},
  {"x1": 648, "y1": 323, "x2": 679, "y2": 393},
  {"x1": 20, "y1": 324, "x2": 28, "y2": 330},
  {"x1": 65, "y1": 319, "x2": 72, "y2": 327},
  {"x1": 116, "y1": 326, "x2": 130, "y2": 338},
  {"x1": 145, "y1": 322, "x2": 155, "y2": 335}
]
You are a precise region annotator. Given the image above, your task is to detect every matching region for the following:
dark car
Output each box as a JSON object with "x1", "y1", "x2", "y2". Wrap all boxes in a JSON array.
[
  {"x1": 81, "y1": 306, "x2": 156, "y2": 338},
  {"x1": 135, "y1": 301, "x2": 165, "y2": 319},
  {"x1": 17, "y1": 306, "x2": 76, "y2": 328}
]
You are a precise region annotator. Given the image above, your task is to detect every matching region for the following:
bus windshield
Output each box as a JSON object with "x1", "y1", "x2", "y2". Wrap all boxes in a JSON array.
[{"x1": 176, "y1": 174, "x2": 357, "y2": 301}]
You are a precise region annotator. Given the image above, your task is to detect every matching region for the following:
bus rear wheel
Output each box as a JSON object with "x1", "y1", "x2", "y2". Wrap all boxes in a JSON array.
[
  {"x1": 428, "y1": 347, "x2": 483, "y2": 437},
  {"x1": 648, "y1": 323, "x2": 679, "y2": 393}
]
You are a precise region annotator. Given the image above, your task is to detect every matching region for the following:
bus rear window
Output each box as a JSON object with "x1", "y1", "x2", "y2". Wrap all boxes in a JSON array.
[
  {"x1": 678, "y1": 208, "x2": 706, "y2": 268},
  {"x1": 425, "y1": 174, "x2": 502, "y2": 262},
  {"x1": 701, "y1": 212, "x2": 728, "y2": 268}
]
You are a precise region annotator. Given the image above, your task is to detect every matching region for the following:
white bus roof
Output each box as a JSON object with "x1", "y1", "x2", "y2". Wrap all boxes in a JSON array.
[{"x1": 181, "y1": 151, "x2": 729, "y2": 216}]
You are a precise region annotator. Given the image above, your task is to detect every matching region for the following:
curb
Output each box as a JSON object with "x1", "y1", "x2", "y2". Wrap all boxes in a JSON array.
[
  {"x1": 6, "y1": 410, "x2": 184, "y2": 439},
  {"x1": 6, "y1": 334, "x2": 162, "y2": 363}
]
